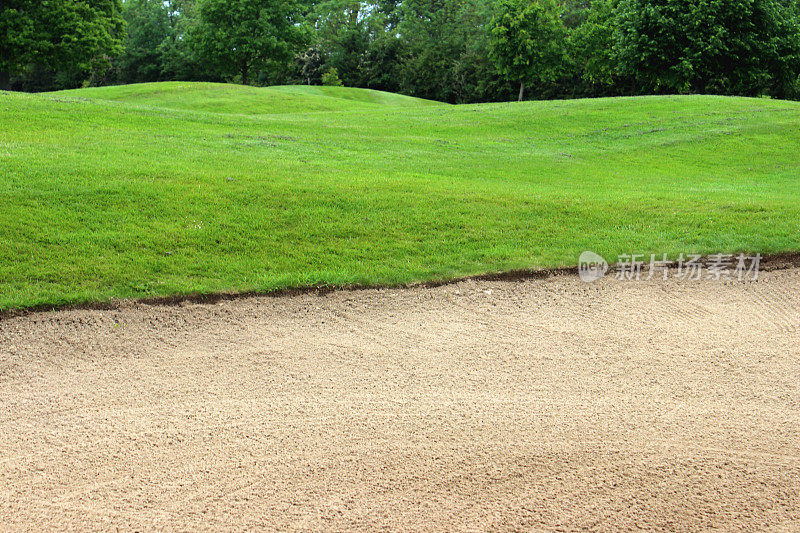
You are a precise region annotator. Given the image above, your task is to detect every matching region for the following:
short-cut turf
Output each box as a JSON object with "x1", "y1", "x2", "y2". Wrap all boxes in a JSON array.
[
  {"x1": 1, "y1": 83, "x2": 799, "y2": 310},
  {"x1": 50, "y1": 81, "x2": 442, "y2": 114}
]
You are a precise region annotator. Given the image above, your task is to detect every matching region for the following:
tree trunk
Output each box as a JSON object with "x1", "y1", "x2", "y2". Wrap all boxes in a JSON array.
[
  {"x1": 0, "y1": 71, "x2": 10, "y2": 91},
  {"x1": 241, "y1": 63, "x2": 249, "y2": 85},
  {"x1": 518, "y1": 82, "x2": 525, "y2": 102}
]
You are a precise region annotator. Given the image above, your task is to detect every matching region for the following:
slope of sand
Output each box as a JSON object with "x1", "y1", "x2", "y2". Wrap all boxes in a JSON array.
[{"x1": 1, "y1": 269, "x2": 798, "y2": 530}]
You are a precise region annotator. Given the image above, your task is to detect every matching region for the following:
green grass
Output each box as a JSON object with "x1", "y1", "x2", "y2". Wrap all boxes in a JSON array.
[
  {"x1": 50, "y1": 81, "x2": 442, "y2": 115},
  {"x1": 1, "y1": 82, "x2": 799, "y2": 310}
]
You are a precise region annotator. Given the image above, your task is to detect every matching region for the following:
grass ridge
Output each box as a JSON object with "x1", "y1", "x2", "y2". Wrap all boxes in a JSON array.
[{"x1": 1, "y1": 84, "x2": 799, "y2": 310}]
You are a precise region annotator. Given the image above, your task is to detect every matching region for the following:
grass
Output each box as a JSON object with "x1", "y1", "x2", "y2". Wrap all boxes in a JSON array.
[
  {"x1": 1, "y1": 82, "x2": 799, "y2": 310},
  {"x1": 50, "y1": 81, "x2": 442, "y2": 114}
]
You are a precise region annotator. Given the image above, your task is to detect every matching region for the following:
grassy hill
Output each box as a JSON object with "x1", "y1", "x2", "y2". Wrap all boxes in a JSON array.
[
  {"x1": 1, "y1": 82, "x2": 799, "y2": 310},
  {"x1": 51, "y1": 82, "x2": 442, "y2": 115}
]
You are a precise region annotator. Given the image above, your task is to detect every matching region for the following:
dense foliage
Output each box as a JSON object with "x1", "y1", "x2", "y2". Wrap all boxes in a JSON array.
[
  {"x1": 489, "y1": 0, "x2": 568, "y2": 100},
  {"x1": 615, "y1": 0, "x2": 800, "y2": 98},
  {"x1": 2, "y1": 0, "x2": 800, "y2": 101},
  {"x1": 0, "y1": 0, "x2": 125, "y2": 90}
]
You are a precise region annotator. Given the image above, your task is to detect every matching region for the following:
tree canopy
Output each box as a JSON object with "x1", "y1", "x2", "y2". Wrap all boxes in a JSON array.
[
  {"x1": 2, "y1": 0, "x2": 800, "y2": 102},
  {"x1": 1, "y1": 0, "x2": 124, "y2": 90},
  {"x1": 190, "y1": 0, "x2": 304, "y2": 84},
  {"x1": 615, "y1": 0, "x2": 800, "y2": 98},
  {"x1": 489, "y1": 0, "x2": 567, "y2": 100}
]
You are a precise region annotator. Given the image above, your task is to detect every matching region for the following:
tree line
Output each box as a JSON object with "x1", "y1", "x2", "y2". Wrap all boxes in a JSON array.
[{"x1": 2, "y1": 0, "x2": 800, "y2": 102}]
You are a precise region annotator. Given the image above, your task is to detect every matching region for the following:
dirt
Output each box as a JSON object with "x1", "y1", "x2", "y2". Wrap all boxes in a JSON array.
[{"x1": 1, "y1": 269, "x2": 798, "y2": 531}]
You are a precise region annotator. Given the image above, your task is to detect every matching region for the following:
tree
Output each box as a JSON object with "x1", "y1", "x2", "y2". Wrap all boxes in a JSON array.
[
  {"x1": 295, "y1": 44, "x2": 326, "y2": 85},
  {"x1": 117, "y1": 0, "x2": 172, "y2": 83},
  {"x1": 615, "y1": 0, "x2": 800, "y2": 98},
  {"x1": 115, "y1": 0, "x2": 206, "y2": 83},
  {"x1": 489, "y1": 0, "x2": 568, "y2": 101},
  {"x1": 570, "y1": 0, "x2": 619, "y2": 93},
  {"x1": 395, "y1": 0, "x2": 464, "y2": 102},
  {"x1": 321, "y1": 66, "x2": 343, "y2": 85},
  {"x1": 310, "y1": 0, "x2": 368, "y2": 87},
  {"x1": 158, "y1": 0, "x2": 206, "y2": 81},
  {"x1": 0, "y1": 0, "x2": 124, "y2": 90},
  {"x1": 451, "y1": 1, "x2": 511, "y2": 103},
  {"x1": 190, "y1": 0, "x2": 305, "y2": 84},
  {"x1": 357, "y1": 11, "x2": 404, "y2": 94},
  {"x1": 393, "y1": 0, "x2": 503, "y2": 103}
]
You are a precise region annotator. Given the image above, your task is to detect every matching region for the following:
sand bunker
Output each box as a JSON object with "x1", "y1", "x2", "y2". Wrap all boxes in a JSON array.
[{"x1": 1, "y1": 269, "x2": 798, "y2": 530}]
